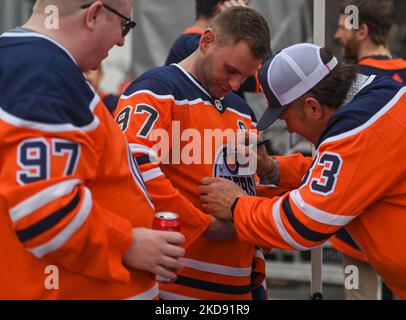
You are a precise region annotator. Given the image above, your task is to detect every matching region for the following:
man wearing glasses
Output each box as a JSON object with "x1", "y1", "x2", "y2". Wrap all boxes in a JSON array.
[
  {"x1": 0, "y1": 0, "x2": 185, "y2": 299},
  {"x1": 81, "y1": 2, "x2": 136, "y2": 38}
]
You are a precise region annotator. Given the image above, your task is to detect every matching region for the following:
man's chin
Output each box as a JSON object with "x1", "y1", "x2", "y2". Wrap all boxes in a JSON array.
[
  {"x1": 213, "y1": 88, "x2": 229, "y2": 98},
  {"x1": 90, "y1": 54, "x2": 109, "y2": 71},
  {"x1": 90, "y1": 65, "x2": 100, "y2": 71},
  {"x1": 89, "y1": 60, "x2": 103, "y2": 71}
]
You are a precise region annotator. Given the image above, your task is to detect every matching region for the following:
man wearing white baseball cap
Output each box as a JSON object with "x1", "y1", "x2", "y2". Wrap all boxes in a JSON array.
[
  {"x1": 199, "y1": 43, "x2": 406, "y2": 298},
  {"x1": 257, "y1": 43, "x2": 338, "y2": 131}
]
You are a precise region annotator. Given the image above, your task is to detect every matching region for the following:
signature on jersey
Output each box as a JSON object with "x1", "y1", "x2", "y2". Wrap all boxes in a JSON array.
[{"x1": 213, "y1": 145, "x2": 256, "y2": 196}]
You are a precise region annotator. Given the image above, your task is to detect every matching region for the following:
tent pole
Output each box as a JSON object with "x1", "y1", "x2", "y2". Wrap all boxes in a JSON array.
[{"x1": 310, "y1": 0, "x2": 325, "y2": 301}]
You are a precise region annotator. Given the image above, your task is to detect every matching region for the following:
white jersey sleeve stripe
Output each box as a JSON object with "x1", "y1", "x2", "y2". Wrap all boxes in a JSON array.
[
  {"x1": 129, "y1": 143, "x2": 158, "y2": 162},
  {"x1": 0, "y1": 107, "x2": 100, "y2": 133},
  {"x1": 141, "y1": 168, "x2": 164, "y2": 182},
  {"x1": 290, "y1": 189, "x2": 357, "y2": 226},
  {"x1": 126, "y1": 283, "x2": 159, "y2": 300},
  {"x1": 181, "y1": 258, "x2": 252, "y2": 277},
  {"x1": 28, "y1": 187, "x2": 92, "y2": 258},
  {"x1": 158, "y1": 290, "x2": 200, "y2": 300},
  {"x1": 272, "y1": 197, "x2": 309, "y2": 251},
  {"x1": 10, "y1": 178, "x2": 82, "y2": 223}
]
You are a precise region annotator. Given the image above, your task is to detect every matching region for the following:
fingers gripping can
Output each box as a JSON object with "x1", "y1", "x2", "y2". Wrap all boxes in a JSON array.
[{"x1": 152, "y1": 212, "x2": 181, "y2": 283}]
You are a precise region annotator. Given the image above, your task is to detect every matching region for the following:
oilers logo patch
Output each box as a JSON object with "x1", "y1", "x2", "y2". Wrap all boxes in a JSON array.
[
  {"x1": 213, "y1": 145, "x2": 256, "y2": 196},
  {"x1": 214, "y1": 99, "x2": 224, "y2": 112}
]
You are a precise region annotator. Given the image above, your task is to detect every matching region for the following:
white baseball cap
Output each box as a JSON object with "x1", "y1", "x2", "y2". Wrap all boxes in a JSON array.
[{"x1": 257, "y1": 43, "x2": 338, "y2": 131}]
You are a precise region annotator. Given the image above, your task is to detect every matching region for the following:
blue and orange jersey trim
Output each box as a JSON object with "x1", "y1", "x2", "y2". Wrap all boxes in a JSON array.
[{"x1": 358, "y1": 56, "x2": 406, "y2": 84}]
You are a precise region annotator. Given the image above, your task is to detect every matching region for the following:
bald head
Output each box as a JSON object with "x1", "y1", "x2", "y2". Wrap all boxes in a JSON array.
[
  {"x1": 34, "y1": 0, "x2": 125, "y2": 17},
  {"x1": 26, "y1": 0, "x2": 132, "y2": 71}
]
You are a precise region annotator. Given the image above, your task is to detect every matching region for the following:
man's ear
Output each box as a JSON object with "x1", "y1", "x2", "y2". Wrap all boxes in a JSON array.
[
  {"x1": 199, "y1": 29, "x2": 216, "y2": 53},
  {"x1": 304, "y1": 96, "x2": 324, "y2": 120},
  {"x1": 83, "y1": 1, "x2": 104, "y2": 31},
  {"x1": 356, "y1": 23, "x2": 369, "y2": 41}
]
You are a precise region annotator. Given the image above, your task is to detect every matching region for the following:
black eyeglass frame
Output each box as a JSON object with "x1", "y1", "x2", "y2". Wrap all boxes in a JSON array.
[{"x1": 81, "y1": 2, "x2": 136, "y2": 37}]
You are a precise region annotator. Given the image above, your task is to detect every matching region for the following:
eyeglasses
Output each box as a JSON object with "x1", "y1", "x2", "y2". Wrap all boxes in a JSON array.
[{"x1": 81, "y1": 3, "x2": 136, "y2": 37}]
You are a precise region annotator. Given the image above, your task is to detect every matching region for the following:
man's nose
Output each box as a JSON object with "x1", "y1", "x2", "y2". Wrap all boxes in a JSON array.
[
  {"x1": 229, "y1": 76, "x2": 243, "y2": 92},
  {"x1": 117, "y1": 35, "x2": 125, "y2": 47}
]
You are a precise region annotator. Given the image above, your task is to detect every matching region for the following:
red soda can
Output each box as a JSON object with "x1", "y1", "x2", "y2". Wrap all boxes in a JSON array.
[
  {"x1": 152, "y1": 212, "x2": 181, "y2": 232},
  {"x1": 152, "y1": 212, "x2": 181, "y2": 283}
]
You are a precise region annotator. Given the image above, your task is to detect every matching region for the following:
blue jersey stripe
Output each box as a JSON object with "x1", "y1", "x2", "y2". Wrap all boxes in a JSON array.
[
  {"x1": 175, "y1": 276, "x2": 251, "y2": 295},
  {"x1": 16, "y1": 191, "x2": 81, "y2": 242},
  {"x1": 282, "y1": 196, "x2": 334, "y2": 242}
]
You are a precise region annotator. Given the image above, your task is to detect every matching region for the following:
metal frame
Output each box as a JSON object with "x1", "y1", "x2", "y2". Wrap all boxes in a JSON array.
[{"x1": 310, "y1": 0, "x2": 326, "y2": 300}]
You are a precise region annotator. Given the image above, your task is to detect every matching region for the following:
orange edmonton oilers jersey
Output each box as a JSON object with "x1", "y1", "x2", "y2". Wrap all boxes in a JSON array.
[
  {"x1": 234, "y1": 76, "x2": 406, "y2": 298},
  {"x1": 0, "y1": 29, "x2": 157, "y2": 299},
  {"x1": 332, "y1": 56, "x2": 406, "y2": 262},
  {"x1": 115, "y1": 64, "x2": 265, "y2": 300}
]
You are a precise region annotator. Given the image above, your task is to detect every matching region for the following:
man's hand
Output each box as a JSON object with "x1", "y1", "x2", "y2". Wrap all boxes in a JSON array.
[
  {"x1": 198, "y1": 177, "x2": 248, "y2": 221},
  {"x1": 236, "y1": 131, "x2": 278, "y2": 181},
  {"x1": 123, "y1": 228, "x2": 185, "y2": 282}
]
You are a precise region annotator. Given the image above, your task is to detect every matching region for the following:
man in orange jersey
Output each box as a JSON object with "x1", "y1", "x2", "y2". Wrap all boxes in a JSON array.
[
  {"x1": 199, "y1": 43, "x2": 406, "y2": 299},
  {"x1": 333, "y1": 0, "x2": 405, "y2": 299},
  {"x1": 115, "y1": 7, "x2": 271, "y2": 299},
  {"x1": 0, "y1": 0, "x2": 184, "y2": 299}
]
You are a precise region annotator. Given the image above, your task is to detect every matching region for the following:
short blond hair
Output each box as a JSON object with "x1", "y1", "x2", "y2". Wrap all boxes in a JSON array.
[{"x1": 210, "y1": 7, "x2": 271, "y2": 60}]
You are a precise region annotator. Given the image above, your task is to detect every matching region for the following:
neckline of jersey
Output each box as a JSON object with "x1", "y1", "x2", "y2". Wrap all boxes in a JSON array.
[
  {"x1": 172, "y1": 63, "x2": 225, "y2": 101},
  {"x1": 3, "y1": 27, "x2": 77, "y2": 66}
]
